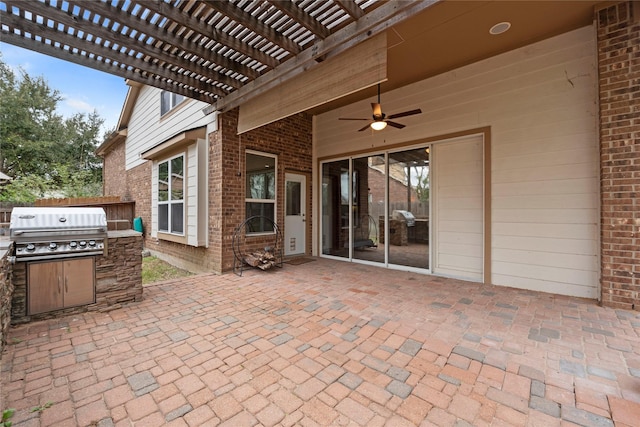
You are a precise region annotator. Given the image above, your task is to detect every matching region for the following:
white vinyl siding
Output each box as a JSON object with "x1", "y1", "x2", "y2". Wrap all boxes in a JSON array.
[
  {"x1": 186, "y1": 139, "x2": 208, "y2": 247},
  {"x1": 125, "y1": 86, "x2": 214, "y2": 170},
  {"x1": 432, "y1": 136, "x2": 484, "y2": 282},
  {"x1": 315, "y1": 26, "x2": 598, "y2": 298}
]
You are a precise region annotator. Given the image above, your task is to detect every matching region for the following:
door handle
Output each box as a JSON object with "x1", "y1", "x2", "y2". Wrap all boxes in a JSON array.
[
  {"x1": 58, "y1": 276, "x2": 62, "y2": 293},
  {"x1": 65, "y1": 276, "x2": 68, "y2": 293}
]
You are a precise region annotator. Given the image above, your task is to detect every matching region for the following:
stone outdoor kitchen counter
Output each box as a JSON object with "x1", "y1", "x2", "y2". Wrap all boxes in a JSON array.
[{"x1": 10, "y1": 230, "x2": 143, "y2": 323}]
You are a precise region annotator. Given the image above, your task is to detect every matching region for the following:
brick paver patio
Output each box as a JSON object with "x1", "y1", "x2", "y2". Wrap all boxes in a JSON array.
[{"x1": 2, "y1": 258, "x2": 640, "y2": 426}]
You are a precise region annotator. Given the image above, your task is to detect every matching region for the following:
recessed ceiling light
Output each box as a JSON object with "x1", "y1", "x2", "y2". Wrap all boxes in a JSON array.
[{"x1": 490, "y1": 21, "x2": 511, "y2": 35}]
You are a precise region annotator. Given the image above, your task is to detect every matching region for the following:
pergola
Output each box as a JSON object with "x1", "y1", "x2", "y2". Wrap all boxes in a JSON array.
[
  {"x1": 1, "y1": 0, "x2": 601, "y2": 128},
  {"x1": 0, "y1": 1, "x2": 436, "y2": 112}
]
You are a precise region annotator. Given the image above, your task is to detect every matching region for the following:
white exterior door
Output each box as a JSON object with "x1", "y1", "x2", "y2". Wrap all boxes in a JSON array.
[
  {"x1": 432, "y1": 135, "x2": 484, "y2": 282},
  {"x1": 285, "y1": 173, "x2": 306, "y2": 256}
]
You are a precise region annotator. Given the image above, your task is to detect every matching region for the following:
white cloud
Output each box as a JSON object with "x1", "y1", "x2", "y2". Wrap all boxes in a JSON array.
[{"x1": 64, "y1": 96, "x2": 95, "y2": 114}]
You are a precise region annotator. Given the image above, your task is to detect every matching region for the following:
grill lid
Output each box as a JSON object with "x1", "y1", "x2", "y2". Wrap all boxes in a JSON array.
[
  {"x1": 10, "y1": 207, "x2": 108, "y2": 261},
  {"x1": 10, "y1": 207, "x2": 107, "y2": 234}
]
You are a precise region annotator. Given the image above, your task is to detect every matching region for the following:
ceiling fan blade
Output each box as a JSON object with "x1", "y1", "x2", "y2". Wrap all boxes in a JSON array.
[
  {"x1": 339, "y1": 117, "x2": 369, "y2": 121},
  {"x1": 371, "y1": 102, "x2": 382, "y2": 117},
  {"x1": 358, "y1": 123, "x2": 373, "y2": 132},
  {"x1": 386, "y1": 121, "x2": 406, "y2": 129},
  {"x1": 387, "y1": 109, "x2": 422, "y2": 120}
]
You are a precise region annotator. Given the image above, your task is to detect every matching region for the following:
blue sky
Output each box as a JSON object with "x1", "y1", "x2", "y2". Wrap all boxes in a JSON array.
[{"x1": 0, "y1": 43, "x2": 129, "y2": 136}]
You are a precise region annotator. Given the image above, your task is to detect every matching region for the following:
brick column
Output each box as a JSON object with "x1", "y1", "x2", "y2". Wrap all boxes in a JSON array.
[{"x1": 597, "y1": 1, "x2": 640, "y2": 310}]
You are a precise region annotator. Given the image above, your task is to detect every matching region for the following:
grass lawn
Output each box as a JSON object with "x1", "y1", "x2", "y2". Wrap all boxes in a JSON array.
[{"x1": 142, "y1": 256, "x2": 193, "y2": 285}]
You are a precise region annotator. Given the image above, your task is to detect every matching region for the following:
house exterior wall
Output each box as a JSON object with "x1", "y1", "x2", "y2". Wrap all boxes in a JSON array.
[
  {"x1": 101, "y1": 106, "x2": 312, "y2": 274},
  {"x1": 102, "y1": 140, "x2": 128, "y2": 199},
  {"x1": 597, "y1": 2, "x2": 640, "y2": 310},
  {"x1": 125, "y1": 86, "x2": 213, "y2": 171},
  {"x1": 149, "y1": 138, "x2": 208, "y2": 247},
  {"x1": 315, "y1": 26, "x2": 600, "y2": 299},
  {"x1": 214, "y1": 108, "x2": 313, "y2": 272}
]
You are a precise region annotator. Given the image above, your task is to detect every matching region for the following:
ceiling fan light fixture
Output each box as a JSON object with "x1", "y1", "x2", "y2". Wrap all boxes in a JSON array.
[{"x1": 371, "y1": 120, "x2": 387, "y2": 131}]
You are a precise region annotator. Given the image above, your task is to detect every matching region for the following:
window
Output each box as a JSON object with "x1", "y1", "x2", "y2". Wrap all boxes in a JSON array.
[
  {"x1": 158, "y1": 154, "x2": 184, "y2": 235},
  {"x1": 160, "y1": 91, "x2": 184, "y2": 116},
  {"x1": 245, "y1": 151, "x2": 276, "y2": 233}
]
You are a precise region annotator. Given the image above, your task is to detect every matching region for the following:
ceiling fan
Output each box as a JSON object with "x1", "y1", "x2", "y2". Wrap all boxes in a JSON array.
[{"x1": 339, "y1": 84, "x2": 422, "y2": 131}]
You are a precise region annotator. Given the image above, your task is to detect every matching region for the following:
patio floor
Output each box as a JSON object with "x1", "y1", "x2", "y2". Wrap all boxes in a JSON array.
[{"x1": 2, "y1": 257, "x2": 640, "y2": 426}]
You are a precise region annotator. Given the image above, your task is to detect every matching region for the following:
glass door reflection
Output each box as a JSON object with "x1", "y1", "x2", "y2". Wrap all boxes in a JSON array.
[
  {"x1": 386, "y1": 147, "x2": 430, "y2": 269},
  {"x1": 351, "y1": 155, "x2": 384, "y2": 264},
  {"x1": 321, "y1": 159, "x2": 350, "y2": 258}
]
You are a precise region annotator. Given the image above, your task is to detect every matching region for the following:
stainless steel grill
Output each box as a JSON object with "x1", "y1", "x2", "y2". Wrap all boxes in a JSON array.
[
  {"x1": 392, "y1": 210, "x2": 416, "y2": 227},
  {"x1": 10, "y1": 207, "x2": 107, "y2": 261}
]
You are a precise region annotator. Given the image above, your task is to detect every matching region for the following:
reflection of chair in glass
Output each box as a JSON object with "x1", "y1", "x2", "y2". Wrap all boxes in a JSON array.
[{"x1": 347, "y1": 215, "x2": 378, "y2": 249}]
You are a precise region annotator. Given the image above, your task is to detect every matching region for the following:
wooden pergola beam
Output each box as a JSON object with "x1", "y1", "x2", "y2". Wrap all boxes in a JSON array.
[
  {"x1": 209, "y1": 0, "x2": 439, "y2": 113},
  {"x1": 265, "y1": 0, "x2": 331, "y2": 39},
  {"x1": 75, "y1": 0, "x2": 260, "y2": 80},
  {"x1": 335, "y1": 0, "x2": 365, "y2": 20},
  {"x1": 201, "y1": 0, "x2": 303, "y2": 55},
  {"x1": 1, "y1": 10, "x2": 229, "y2": 99},
  {"x1": 0, "y1": 30, "x2": 217, "y2": 103},
  {"x1": 138, "y1": 0, "x2": 280, "y2": 70},
  {"x1": 10, "y1": 0, "x2": 243, "y2": 92}
]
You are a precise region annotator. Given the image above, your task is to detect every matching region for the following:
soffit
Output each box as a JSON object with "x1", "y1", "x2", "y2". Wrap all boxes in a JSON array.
[{"x1": 310, "y1": 0, "x2": 603, "y2": 114}]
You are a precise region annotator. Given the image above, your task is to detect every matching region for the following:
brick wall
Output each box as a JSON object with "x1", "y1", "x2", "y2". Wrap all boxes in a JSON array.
[
  {"x1": 368, "y1": 167, "x2": 421, "y2": 208},
  {"x1": 102, "y1": 140, "x2": 129, "y2": 199},
  {"x1": 101, "y1": 141, "x2": 150, "y2": 236},
  {"x1": 597, "y1": 1, "x2": 640, "y2": 310},
  {"x1": 101, "y1": 109, "x2": 312, "y2": 274},
  {"x1": 215, "y1": 108, "x2": 313, "y2": 272},
  {"x1": 126, "y1": 162, "x2": 152, "y2": 238}
]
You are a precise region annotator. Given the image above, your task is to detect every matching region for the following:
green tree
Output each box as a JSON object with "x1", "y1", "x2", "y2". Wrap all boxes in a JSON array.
[
  {"x1": 0, "y1": 59, "x2": 66, "y2": 178},
  {"x1": 63, "y1": 111, "x2": 104, "y2": 181},
  {"x1": 408, "y1": 165, "x2": 430, "y2": 202},
  {"x1": 0, "y1": 174, "x2": 50, "y2": 203},
  {"x1": 0, "y1": 55, "x2": 105, "y2": 201}
]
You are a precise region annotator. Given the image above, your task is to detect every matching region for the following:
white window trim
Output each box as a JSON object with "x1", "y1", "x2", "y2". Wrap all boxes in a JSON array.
[
  {"x1": 246, "y1": 150, "x2": 278, "y2": 236},
  {"x1": 158, "y1": 152, "x2": 186, "y2": 237}
]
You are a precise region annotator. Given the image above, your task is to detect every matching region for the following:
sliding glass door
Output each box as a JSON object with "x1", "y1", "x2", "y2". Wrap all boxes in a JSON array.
[
  {"x1": 321, "y1": 145, "x2": 431, "y2": 271},
  {"x1": 387, "y1": 147, "x2": 430, "y2": 269},
  {"x1": 351, "y1": 155, "x2": 384, "y2": 264},
  {"x1": 321, "y1": 159, "x2": 350, "y2": 258}
]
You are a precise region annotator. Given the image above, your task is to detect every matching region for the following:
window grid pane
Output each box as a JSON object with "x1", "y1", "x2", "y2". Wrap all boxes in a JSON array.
[
  {"x1": 171, "y1": 203, "x2": 184, "y2": 234},
  {"x1": 159, "y1": 204, "x2": 169, "y2": 232},
  {"x1": 157, "y1": 154, "x2": 185, "y2": 236},
  {"x1": 245, "y1": 152, "x2": 277, "y2": 233}
]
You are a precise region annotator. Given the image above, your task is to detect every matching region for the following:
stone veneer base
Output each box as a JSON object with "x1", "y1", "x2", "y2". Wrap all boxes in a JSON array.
[{"x1": 10, "y1": 230, "x2": 143, "y2": 324}]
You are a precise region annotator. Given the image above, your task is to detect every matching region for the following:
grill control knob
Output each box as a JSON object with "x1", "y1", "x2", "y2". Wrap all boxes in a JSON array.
[
  {"x1": 26, "y1": 243, "x2": 36, "y2": 252},
  {"x1": 88, "y1": 240, "x2": 96, "y2": 247},
  {"x1": 49, "y1": 242, "x2": 57, "y2": 250},
  {"x1": 79, "y1": 241, "x2": 87, "y2": 247},
  {"x1": 69, "y1": 241, "x2": 77, "y2": 248}
]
